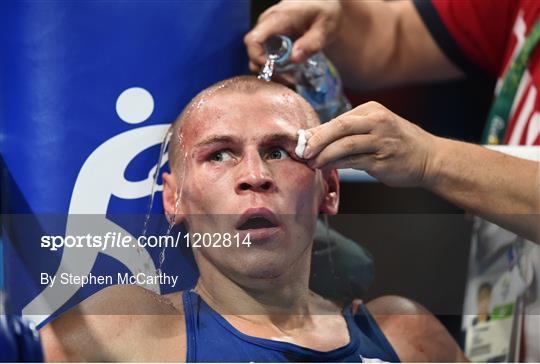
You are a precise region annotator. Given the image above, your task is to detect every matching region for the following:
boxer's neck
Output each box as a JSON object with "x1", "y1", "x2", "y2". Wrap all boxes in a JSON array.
[{"x1": 193, "y1": 245, "x2": 314, "y2": 324}]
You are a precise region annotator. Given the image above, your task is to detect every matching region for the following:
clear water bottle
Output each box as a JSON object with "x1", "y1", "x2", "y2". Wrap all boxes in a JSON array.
[{"x1": 261, "y1": 34, "x2": 351, "y2": 123}]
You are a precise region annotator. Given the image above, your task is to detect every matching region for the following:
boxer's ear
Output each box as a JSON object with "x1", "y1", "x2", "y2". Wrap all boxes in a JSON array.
[
  {"x1": 319, "y1": 169, "x2": 339, "y2": 215},
  {"x1": 162, "y1": 172, "x2": 185, "y2": 225}
]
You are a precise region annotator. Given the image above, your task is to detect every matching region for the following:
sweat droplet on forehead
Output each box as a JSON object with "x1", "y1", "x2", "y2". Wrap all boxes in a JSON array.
[{"x1": 195, "y1": 98, "x2": 205, "y2": 109}]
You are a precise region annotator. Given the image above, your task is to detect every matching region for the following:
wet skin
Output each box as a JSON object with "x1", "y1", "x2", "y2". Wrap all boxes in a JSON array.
[{"x1": 164, "y1": 90, "x2": 340, "y2": 289}]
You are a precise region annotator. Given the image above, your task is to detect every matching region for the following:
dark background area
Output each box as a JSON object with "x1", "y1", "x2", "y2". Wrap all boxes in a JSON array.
[{"x1": 252, "y1": 0, "x2": 496, "y2": 345}]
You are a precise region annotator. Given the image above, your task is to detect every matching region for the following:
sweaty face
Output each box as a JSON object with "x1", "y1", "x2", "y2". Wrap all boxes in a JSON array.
[{"x1": 172, "y1": 89, "x2": 333, "y2": 283}]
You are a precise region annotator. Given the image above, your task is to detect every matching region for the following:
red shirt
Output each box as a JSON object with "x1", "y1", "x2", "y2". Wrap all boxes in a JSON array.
[{"x1": 415, "y1": 0, "x2": 540, "y2": 145}]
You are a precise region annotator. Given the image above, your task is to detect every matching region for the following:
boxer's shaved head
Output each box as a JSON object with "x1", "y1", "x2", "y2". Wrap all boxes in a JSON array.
[
  {"x1": 168, "y1": 76, "x2": 319, "y2": 172},
  {"x1": 161, "y1": 74, "x2": 339, "y2": 285}
]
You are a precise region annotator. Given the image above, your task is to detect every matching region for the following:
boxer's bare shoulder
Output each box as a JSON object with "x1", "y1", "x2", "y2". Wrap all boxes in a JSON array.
[
  {"x1": 40, "y1": 284, "x2": 186, "y2": 362},
  {"x1": 366, "y1": 295, "x2": 468, "y2": 362}
]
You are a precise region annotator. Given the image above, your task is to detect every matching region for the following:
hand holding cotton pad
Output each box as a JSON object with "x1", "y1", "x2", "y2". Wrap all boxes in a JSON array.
[{"x1": 295, "y1": 129, "x2": 308, "y2": 159}]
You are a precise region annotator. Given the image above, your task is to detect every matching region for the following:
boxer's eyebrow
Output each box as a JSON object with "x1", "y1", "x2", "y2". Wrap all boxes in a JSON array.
[
  {"x1": 194, "y1": 135, "x2": 240, "y2": 149},
  {"x1": 194, "y1": 133, "x2": 298, "y2": 149},
  {"x1": 259, "y1": 132, "x2": 297, "y2": 147}
]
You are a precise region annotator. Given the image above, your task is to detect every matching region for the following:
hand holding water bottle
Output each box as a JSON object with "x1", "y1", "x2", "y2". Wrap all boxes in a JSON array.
[
  {"x1": 303, "y1": 101, "x2": 439, "y2": 188},
  {"x1": 244, "y1": 0, "x2": 342, "y2": 73}
]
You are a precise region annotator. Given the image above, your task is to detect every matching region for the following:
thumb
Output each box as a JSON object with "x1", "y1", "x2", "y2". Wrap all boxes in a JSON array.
[{"x1": 291, "y1": 25, "x2": 326, "y2": 63}]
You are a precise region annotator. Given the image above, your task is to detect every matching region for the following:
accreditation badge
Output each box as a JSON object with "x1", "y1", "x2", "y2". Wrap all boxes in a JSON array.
[
  {"x1": 462, "y1": 219, "x2": 534, "y2": 362},
  {"x1": 465, "y1": 314, "x2": 514, "y2": 362}
]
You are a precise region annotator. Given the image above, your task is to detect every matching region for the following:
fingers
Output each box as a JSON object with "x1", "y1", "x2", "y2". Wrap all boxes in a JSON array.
[
  {"x1": 249, "y1": 61, "x2": 259, "y2": 74},
  {"x1": 291, "y1": 20, "x2": 327, "y2": 63},
  {"x1": 245, "y1": 1, "x2": 340, "y2": 69},
  {"x1": 320, "y1": 153, "x2": 375, "y2": 172},
  {"x1": 308, "y1": 135, "x2": 378, "y2": 169},
  {"x1": 304, "y1": 114, "x2": 376, "y2": 159},
  {"x1": 245, "y1": 12, "x2": 295, "y2": 68},
  {"x1": 244, "y1": 28, "x2": 271, "y2": 68}
]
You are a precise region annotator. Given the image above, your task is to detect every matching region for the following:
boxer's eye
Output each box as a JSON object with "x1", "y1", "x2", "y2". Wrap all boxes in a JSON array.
[
  {"x1": 265, "y1": 147, "x2": 289, "y2": 160},
  {"x1": 210, "y1": 150, "x2": 233, "y2": 163}
]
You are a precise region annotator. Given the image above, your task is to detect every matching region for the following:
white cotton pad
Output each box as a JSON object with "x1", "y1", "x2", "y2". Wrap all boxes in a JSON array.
[{"x1": 295, "y1": 129, "x2": 307, "y2": 159}]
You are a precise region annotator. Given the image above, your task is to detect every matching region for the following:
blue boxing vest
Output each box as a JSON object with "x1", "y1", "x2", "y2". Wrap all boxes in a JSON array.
[{"x1": 182, "y1": 290, "x2": 400, "y2": 363}]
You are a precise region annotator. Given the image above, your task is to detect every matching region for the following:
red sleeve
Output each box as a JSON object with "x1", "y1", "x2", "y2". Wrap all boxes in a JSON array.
[{"x1": 414, "y1": 0, "x2": 519, "y2": 77}]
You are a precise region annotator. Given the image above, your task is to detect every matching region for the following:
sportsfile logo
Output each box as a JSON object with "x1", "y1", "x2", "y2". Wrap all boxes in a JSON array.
[{"x1": 39, "y1": 231, "x2": 253, "y2": 252}]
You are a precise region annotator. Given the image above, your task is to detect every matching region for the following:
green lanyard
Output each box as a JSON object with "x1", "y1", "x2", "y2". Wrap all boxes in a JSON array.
[{"x1": 482, "y1": 19, "x2": 540, "y2": 145}]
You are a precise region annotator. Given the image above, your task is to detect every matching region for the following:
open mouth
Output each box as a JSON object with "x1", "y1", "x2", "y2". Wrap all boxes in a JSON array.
[
  {"x1": 237, "y1": 216, "x2": 278, "y2": 230},
  {"x1": 235, "y1": 208, "x2": 280, "y2": 231}
]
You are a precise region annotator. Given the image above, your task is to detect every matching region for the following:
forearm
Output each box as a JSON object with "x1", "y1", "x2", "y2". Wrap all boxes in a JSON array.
[
  {"x1": 424, "y1": 137, "x2": 540, "y2": 243},
  {"x1": 326, "y1": 0, "x2": 463, "y2": 89}
]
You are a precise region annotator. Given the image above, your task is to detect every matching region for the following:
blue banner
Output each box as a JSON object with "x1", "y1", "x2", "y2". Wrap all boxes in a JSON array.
[{"x1": 0, "y1": 1, "x2": 249, "y2": 327}]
